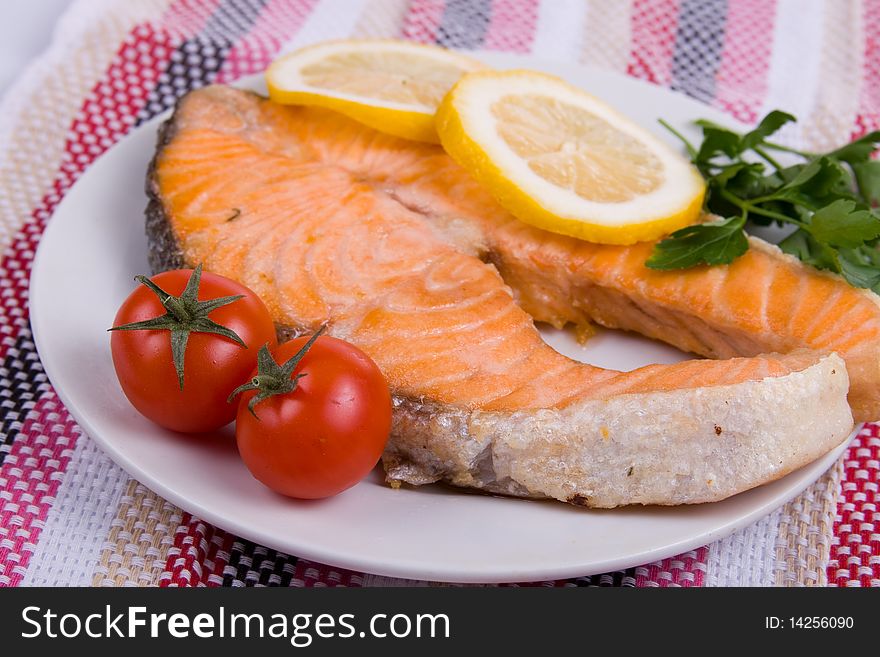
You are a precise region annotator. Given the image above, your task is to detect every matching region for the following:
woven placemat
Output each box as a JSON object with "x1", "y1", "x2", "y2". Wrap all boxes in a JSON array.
[{"x1": 0, "y1": 0, "x2": 877, "y2": 587}]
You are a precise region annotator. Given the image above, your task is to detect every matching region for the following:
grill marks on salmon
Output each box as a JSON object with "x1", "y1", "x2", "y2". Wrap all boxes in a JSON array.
[{"x1": 147, "y1": 86, "x2": 857, "y2": 507}]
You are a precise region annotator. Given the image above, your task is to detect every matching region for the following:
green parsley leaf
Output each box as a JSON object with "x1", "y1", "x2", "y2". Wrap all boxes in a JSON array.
[
  {"x1": 777, "y1": 159, "x2": 823, "y2": 192},
  {"x1": 714, "y1": 161, "x2": 761, "y2": 186},
  {"x1": 721, "y1": 163, "x2": 775, "y2": 200},
  {"x1": 837, "y1": 248, "x2": 880, "y2": 292},
  {"x1": 652, "y1": 110, "x2": 880, "y2": 290},
  {"x1": 778, "y1": 229, "x2": 839, "y2": 271},
  {"x1": 826, "y1": 131, "x2": 880, "y2": 164},
  {"x1": 646, "y1": 215, "x2": 747, "y2": 270},
  {"x1": 775, "y1": 158, "x2": 853, "y2": 207},
  {"x1": 852, "y1": 160, "x2": 880, "y2": 206},
  {"x1": 810, "y1": 199, "x2": 880, "y2": 248},
  {"x1": 740, "y1": 110, "x2": 796, "y2": 150},
  {"x1": 695, "y1": 126, "x2": 742, "y2": 163}
]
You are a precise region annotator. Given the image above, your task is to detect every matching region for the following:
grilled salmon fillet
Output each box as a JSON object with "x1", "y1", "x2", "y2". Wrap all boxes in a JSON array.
[{"x1": 146, "y1": 85, "x2": 857, "y2": 507}]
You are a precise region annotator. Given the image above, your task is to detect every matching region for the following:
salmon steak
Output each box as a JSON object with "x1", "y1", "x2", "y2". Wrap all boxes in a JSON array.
[{"x1": 145, "y1": 85, "x2": 865, "y2": 508}]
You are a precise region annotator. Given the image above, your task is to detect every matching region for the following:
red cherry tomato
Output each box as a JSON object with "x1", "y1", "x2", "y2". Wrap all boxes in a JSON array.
[
  {"x1": 234, "y1": 334, "x2": 392, "y2": 499},
  {"x1": 110, "y1": 268, "x2": 277, "y2": 433}
]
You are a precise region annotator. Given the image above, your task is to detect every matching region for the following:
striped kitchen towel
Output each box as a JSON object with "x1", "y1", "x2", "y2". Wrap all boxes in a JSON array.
[{"x1": 0, "y1": 0, "x2": 877, "y2": 587}]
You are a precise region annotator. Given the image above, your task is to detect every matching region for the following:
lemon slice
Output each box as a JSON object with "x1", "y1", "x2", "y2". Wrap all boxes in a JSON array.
[
  {"x1": 266, "y1": 40, "x2": 486, "y2": 143},
  {"x1": 435, "y1": 70, "x2": 705, "y2": 244}
]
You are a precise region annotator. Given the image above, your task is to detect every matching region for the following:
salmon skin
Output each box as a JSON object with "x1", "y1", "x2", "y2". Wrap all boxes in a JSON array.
[{"x1": 146, "y1": 85, "x2": 856, "y2": 508}]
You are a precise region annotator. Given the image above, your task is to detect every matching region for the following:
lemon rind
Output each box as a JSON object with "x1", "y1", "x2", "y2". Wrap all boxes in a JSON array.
[
  {"x1": 436, "y1": 70, "x2": 706, "y2": 244},
  {"x1": 266, "y1": 39, "x2": 486, "y2": 144},
  {"x1": 267, "y1": 86, "x2": 440, "y2": 143}
]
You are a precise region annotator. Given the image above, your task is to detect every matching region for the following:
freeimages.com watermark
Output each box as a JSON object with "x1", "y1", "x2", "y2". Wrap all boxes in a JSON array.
[{"x1": 21, "y1": 605, "x2": 450, "y2": 646}]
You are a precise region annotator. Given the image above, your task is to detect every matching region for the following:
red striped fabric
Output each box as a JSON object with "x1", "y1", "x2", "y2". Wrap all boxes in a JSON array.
[
  {"x1": 2, "y1": 0, "x2": 877, "y2": 588},
  {"x1": 401, "y1": 0, "x2": 447, "y2": 44},
  {"x1": 482, "y1": 0, "x2": 539, "y2": 53},
  {"x1": 0, "y1": 22, "x2": 178, "y2": 365},
  {"x1": 214, "y1": 0, "x2": 320, "y2": 84},
  {"x1": 711, "y1": 0, "x2": 776, "y2": 124},
  {"x1": 160, "y1": 514, "x2": 231, "y2": 586},
  {"x1": 627, "y1": 0, "x2": 681, "y2": 86},
  {"x1": 829, "y1": 425, "x2": 880, "y2": 586},
  {"x1": 161, "y1": 0, "x2": 224, "y2": 39},
  {"x1": 0, "y1": 23, "x2": 179, "y2": 581},
  {"x1": 0, "y1": 393, "x2": 80, "y2": 586},
  {"x1": 292, "y1": 559, "x2": 366, "y2": 587},
  {"x1": 634, "y1": 548, "x2": 707, "y2": 587},
  {"x1": 853, "y1": 0, "x2": 880, "y2": 137}
]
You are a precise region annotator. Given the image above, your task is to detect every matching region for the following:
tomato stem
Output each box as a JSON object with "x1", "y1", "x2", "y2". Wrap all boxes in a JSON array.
[
  {"x1": 228, "y1": 326, "x2": 327, "y2": 418},
  {"x1": 108, "y1": 264, "x2": 246, "y2": 390}
]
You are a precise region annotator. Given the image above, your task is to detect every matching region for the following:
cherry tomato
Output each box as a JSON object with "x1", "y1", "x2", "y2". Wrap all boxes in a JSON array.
[
  {"x1": 233, "y1": 334, "x2": 392, "y2": 499},
  {"x1": 110, "y1": 267, "x2": 277, "y2": 433}
]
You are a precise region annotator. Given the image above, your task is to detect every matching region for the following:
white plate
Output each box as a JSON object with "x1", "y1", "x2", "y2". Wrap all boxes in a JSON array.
[{"x1": 30, "y1": 54, "x2": 855, "y2": 583}]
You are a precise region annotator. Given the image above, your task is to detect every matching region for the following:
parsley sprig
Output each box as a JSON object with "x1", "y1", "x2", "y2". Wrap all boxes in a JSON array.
[{"x1": 646, "y1": 110, "x2": 880, "y2": 292}]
